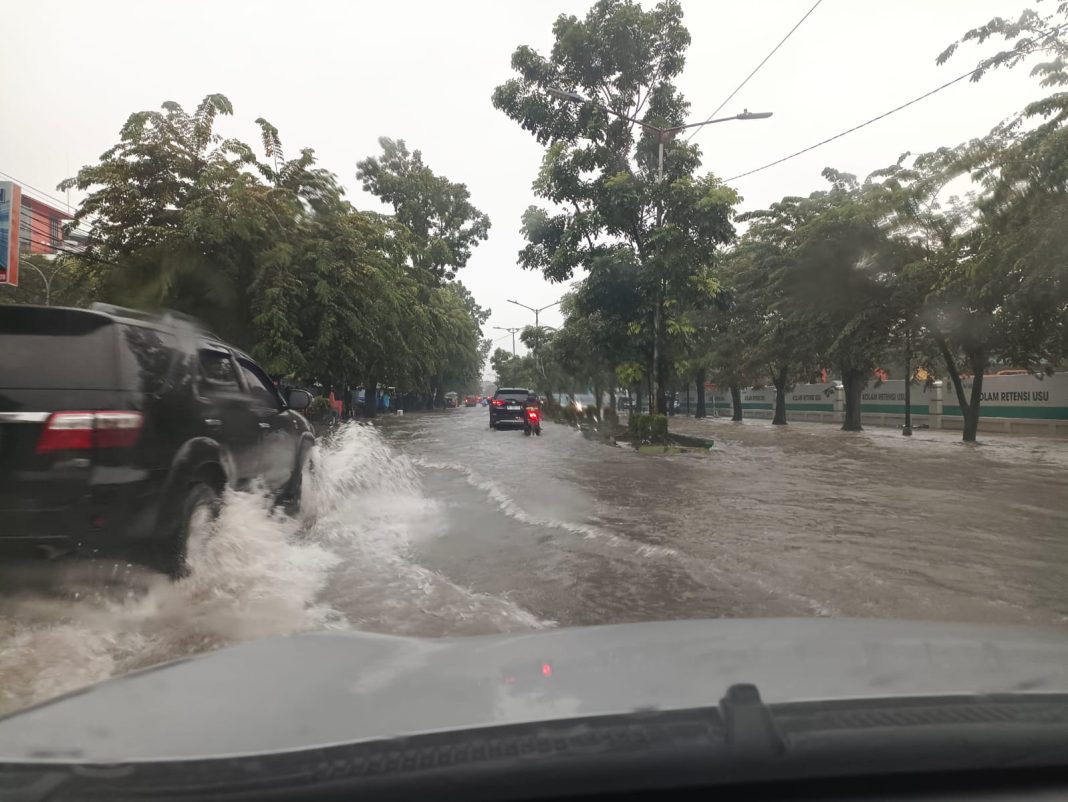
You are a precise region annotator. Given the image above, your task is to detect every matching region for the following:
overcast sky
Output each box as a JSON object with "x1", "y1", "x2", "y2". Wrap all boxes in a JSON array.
[{"x1": 1, "y1": 0, "x2": 1042, "y2": 369}]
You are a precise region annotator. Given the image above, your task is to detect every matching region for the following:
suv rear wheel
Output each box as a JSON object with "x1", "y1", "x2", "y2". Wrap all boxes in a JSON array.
[{"x1": 152, "y1": 482, "x2": 221, "y2": 579}]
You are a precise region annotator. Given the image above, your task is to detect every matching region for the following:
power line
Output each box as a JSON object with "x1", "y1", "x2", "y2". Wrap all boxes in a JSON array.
[
  {"x1": 23, "y1": 210, "x2": 95, "y2": 241},
  {"x1": 725, "y1": 21, "x2": 1068, "y2": 182},
  {"x1": 2, "y1": 179, "x2": 97, "y2": 239},
  {"x1": 686, "y1": 0, "x2": 824, "y2": 142},
  {"x1": 18, "y1": 234, "x2": 120, "y2": 268},
  {"x1": 0, "y1": 169, "x2": 74, "y2": 213},
  {"x1": 22, "y1": 217, "x2": 95, "y2": 248},
  {"x1": 726, "y1": 70, "x2": 975, "y2": 181}
]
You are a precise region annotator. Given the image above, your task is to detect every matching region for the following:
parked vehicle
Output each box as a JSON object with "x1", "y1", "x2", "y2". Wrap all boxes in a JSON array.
[
  {"x1": 0, "y1": 304, "x2": 315, "y2": 577},
  {"x1": 489, "y1": 388, "x2": 535, "y2": 430}
]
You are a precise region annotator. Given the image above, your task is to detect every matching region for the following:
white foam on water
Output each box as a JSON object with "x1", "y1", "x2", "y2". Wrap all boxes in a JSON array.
[
  {"x1": 411, "y1": 456, "x2": 681, "y2": 560},
  {"x1": 306, "y1": 425, "x2": 551, "y2": 636},
  {"x1": 0, "y1": 422, "x2": 546, "y2": 713}
]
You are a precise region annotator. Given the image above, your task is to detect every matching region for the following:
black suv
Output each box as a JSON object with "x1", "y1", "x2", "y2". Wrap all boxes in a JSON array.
[
  {"x1": 0, "y1": 304, "x2": 314, "y2": 575},
  {"x1": 489, "y1": 387, "x2": 536, "y2": 429}
]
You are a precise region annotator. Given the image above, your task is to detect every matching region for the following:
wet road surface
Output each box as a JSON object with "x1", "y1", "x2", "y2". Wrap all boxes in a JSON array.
[{"x1": 2, "y1": 407, "x2": 1066, "y2": 712}]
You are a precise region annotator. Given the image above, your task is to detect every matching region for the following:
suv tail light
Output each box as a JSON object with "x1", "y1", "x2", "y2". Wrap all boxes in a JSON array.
[
  {"x1": 35, "y1": 411, "x2": 144, "y2": 454},
  {"x1": 491, "y1": 399, "x2": 505, "y2": 407}
]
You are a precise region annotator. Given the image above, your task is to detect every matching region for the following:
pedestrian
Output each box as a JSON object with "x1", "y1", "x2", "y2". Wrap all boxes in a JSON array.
[
  {"x1": 328, "y1": 388, "x2": 342, "y2": 425},
  {"x1": 383, "y1": 390, "x2": 391, "y2": 413}
]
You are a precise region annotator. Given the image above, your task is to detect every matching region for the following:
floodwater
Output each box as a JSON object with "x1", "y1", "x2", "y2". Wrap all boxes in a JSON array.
[{"x1": 2, "y1": 408, "x2": 1067, "y2": 713}]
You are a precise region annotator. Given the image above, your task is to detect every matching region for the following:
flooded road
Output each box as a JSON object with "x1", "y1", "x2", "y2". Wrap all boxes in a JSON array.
[{"x1": 2, "y1": 408, "x2": 1067, "y2": 713}]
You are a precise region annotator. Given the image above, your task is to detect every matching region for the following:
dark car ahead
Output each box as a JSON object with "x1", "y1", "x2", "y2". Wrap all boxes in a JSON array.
[
  {"x1": 489, "y1": 387, "x2": 536, "y2": 429},
  {"x1": 0, "y1": 304, "x2": 315, "y2": 576}
]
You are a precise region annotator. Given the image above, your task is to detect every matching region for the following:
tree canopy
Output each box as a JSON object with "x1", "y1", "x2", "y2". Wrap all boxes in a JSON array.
[{"x1": 40, "y1": 94, "x2": 491, "y2": 411}]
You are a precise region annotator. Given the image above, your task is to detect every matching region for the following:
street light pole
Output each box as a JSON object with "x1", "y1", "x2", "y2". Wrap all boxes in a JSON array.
[
  {"x1": 493, "y1": 326, "x2": 522, "y2": 356},
  {"x1": 546, "y1": 88, "x2": 771, "y2": 414},
  {"x1": 507, "y1": 297, "x2": 561, "y2": 333},
  {"x1": 23, "y1": 262, "x2": 56, "y2": 306},
  {"x1": 507, "y1": 298, "x2": 562, "y2": 385}
]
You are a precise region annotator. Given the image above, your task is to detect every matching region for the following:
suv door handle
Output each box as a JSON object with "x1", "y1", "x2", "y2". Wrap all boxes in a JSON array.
[
  {"x1": 204, "y1": 418, "x2": 223, "y2": 428},
  {"x1": 258, "y1": 422, "x2": 271, "y2": 429}
]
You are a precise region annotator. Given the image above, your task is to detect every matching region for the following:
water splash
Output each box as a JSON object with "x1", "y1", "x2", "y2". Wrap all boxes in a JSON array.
[{"x1": 0, "y1": 422, "x2": 545, "y2": 714}]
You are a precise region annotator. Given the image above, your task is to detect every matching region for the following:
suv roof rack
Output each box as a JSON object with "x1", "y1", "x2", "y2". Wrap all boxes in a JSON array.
[{"x1": 89, "y1": 303, "x2": 218, "y2": 338}]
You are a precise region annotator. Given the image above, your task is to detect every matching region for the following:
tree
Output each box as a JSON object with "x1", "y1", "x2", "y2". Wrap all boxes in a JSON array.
[
  {"x1": 356, "y1": 138, "x2": 491, "y2": 282},
  {"x1": 491, "y1": 347, "x2": 538, "y2": 388},
  {"x1": 782, "y1": 171, "x2": 899, "y2": 431},
  {"x1": 58, "y1": 95, "x2": 494, "y2": 420},
  {"x1": 0, "y1": 254, "x2": 93, "y2": 308},
  {"x1": 727, "y1": 202, "x2": 827, "y2": 426},
  {"x1": 869, "y1": 4, "x2": 1068, "y2": 441},
  {"x1": 493, "y1": 0, "x2": 738, "y2": 415}
]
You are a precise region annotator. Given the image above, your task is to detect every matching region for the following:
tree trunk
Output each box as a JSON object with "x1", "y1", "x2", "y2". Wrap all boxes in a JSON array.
[
  {"x1": 771, "y1": 368, "x2": 788, "y2": 425},
  {"x1": 730, "y1": 385, "x2": 743, "y2": 422},
  {"x1": 363, "y1": 373, "x2": 378, "y2": 418},
  {"x1": 961, "y1": 354, "x2": 987, "y2": 441},
  {"x1": 656, "y1": 358, "x2": 669, "y2": 415},
  {"x1": 936, "y1": 337, "x2": 986, "y2": 443},
  {"x1": 652, "y1": 282, "x2": 664, "y2": 415},
  {"x1": 694, "y1": 370, "x2": 707, "y2": 418},
  {"x1": 840, "y1": 370, "x2": 865, "y2": 431},
  {"x1": 635, "y1": 388, "x2": 644, "y2": 416},
  {"x1": 434, "y1": 384, "x2": 445, "y2": 409},
  {"x1": 609, "y1": 386, "x2": 617, "y2": 411}
]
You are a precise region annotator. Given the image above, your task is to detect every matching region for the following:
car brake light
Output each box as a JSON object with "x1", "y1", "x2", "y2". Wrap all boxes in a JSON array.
[
  {"x1": 491, "y1": 399, "x2": 505, "y2": 407},
  {"x1": 35, "y1": 411, "x2": 144, "y2": 454}
]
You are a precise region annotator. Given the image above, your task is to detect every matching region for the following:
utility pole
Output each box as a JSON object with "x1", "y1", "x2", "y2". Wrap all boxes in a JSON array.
[{"x1": 547, "y1": 88, "x2": 772, "y2": 415}]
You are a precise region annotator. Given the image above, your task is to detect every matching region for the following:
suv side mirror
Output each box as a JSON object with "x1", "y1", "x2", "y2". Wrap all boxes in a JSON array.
[{"x1": 287, "y1": 388, "x2": 312, "y2": 411}]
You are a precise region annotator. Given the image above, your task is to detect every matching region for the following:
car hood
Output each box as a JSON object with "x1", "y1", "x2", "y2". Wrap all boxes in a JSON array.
[{"x1": 2, "y1": 617, "x2": 1067, "y2": 763}]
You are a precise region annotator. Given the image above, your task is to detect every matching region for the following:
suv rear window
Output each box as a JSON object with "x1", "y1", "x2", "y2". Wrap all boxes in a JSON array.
[
  {"x1": 495, "y1": 390, "x2": 531, "y2": 402},
  {"x1": 0, "y1": 308, "x2": 118, "y2": 389}
]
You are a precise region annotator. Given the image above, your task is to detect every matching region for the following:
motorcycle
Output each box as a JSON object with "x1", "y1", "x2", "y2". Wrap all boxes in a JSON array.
[{"x1": 523, "y1": 403, "x2": 542, "y2": 437}]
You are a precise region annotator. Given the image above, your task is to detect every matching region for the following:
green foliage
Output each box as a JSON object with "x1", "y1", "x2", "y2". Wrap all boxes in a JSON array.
[
  {"x1": 627, "y1": 413, "x2": 651, "y2": 442},
  {"x1": 627, "y1": 413, "x2": 667, "y2": 443},
  {"x1": 0, "y1": 255, "x2": 95, "y2": 308},
  {"x1": 490, "y1": 347, "x2": 539, "y2": 389},
  {"x1": 307, "y1": 395, "x2": 334, "y2": 420},
  {"x1": 649, "y1": 413, "x2": 669, "y2": 443},
  {"x1": 493, "y1": 0, "x2": 739, "y2": 413},
  {"x1": 356, "y1": 138, "x2": 491, "y2": 282},
  {"x1": 57, "y1": 95, "x2": 490, "y2": 403}
]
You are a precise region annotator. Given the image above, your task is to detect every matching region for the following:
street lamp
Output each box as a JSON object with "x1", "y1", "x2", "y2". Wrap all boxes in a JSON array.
[
  {"x1": 493, "y1": 325, "x2": 522, "y2": 356},
  {"x1": 547, "y1": 87, "x2": 772, "y2": 181},
  {"x1": 22, "y1": 262, "x2": 61, "y2": 306},
  {"x1": 507, "y1": 297, "x2": 561, "y2": 331}
]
